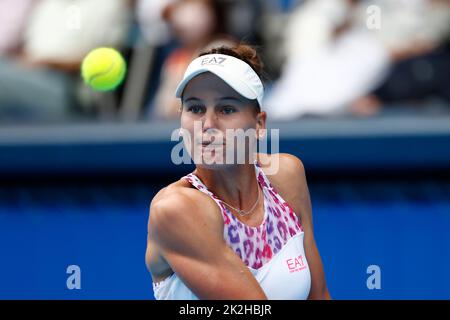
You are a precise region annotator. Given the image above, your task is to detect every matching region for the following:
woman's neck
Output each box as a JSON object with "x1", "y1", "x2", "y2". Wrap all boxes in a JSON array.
[{"x1": 193, "y1": 162, "x2": 260, "y2": 212}]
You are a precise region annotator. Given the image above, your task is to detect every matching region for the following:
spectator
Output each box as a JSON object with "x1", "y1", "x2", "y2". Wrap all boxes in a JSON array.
[
  {"x1": 135, "y1": 0, "x2": 175, "y2": 47},
  {"x1": 264, "y1": 0, "x2": 390, "y2": 119},
  {"x1": 149, "y1": 0, "x2": 235, "y2": 120},
  {"x1": 352, "y1": 0, "x2": 450, "y2": 115},
  {"x1": 0, "y1": 0, "x2": 35, "y2": 56},
  {"x1": 265, "y1": 0, "x2": 450, "y2": 119},
  {"x1": 0, "y1": 0, "x2": 132, "y2": 122}
]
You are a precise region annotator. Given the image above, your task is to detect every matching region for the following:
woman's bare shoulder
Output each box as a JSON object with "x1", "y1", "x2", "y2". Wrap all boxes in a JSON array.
[
  {"x1": 146, "y1": 179, "x2": 201, "y2": 280},
  {"x1": 151, "y1": 178, "x2": 197, "y2": 209},
  {"x1": 256, "y1": 153, "x2": 305, "y2": 178},
  {"x1": 257, "y1": 153, "x2": 307, "y2": 204},
  {"x1": 146, "y1": 176, "x2": 226, "y2": 281},
  {"x1": 148, "y1": 178, "x2": 223, "y2": 238}
]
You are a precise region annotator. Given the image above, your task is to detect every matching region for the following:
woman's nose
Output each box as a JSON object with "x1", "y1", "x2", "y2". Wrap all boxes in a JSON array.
[{"x1": 202, "y1": 108, "x2": 218, "y2": 131}]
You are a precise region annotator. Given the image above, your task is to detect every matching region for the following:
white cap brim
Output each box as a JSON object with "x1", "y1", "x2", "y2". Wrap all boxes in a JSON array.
[{"x1": 175, "y1": 54, "x2": 264, "y2": 108}]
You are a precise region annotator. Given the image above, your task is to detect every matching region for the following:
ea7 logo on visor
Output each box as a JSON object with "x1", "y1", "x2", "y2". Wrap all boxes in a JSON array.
[{"x1": 201, "y1": 56, "x2": 226, "y2": 66}]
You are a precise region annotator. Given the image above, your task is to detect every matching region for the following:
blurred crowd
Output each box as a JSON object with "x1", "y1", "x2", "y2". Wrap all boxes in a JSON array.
[{"x1": 0, "y1": 0, "x2": 449, "y2": 124}]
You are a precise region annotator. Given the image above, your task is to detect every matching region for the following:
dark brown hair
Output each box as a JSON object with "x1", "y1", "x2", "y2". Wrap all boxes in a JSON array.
[{"x1": 198, "y1": 44, "x2": 264, "y2": 111}]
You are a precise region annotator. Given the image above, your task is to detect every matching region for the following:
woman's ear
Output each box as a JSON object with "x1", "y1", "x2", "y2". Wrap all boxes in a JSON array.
[{"x1": 255, "y1": 111, "x2": 267, "y2": 139}]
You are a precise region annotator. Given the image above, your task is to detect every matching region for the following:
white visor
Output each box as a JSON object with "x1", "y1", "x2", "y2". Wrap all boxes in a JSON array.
[{"x1": 175, "y1": 54, "x2": 264, "y2": 108}]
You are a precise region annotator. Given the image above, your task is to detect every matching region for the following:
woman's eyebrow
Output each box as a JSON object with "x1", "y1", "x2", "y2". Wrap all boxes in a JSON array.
[{"x1": 183, "y1": 97, "x2": 202, "y2": 103}]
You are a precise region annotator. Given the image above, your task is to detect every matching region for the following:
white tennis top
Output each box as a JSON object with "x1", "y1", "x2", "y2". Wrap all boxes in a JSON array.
[{"x1": 152, "y1": 161, "x2": 311, "y2": 300}]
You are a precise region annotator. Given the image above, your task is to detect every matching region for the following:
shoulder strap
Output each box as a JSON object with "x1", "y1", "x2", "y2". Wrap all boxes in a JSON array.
[{"x1": 183, "y1": 173, "x2": 234, "y2": 225}]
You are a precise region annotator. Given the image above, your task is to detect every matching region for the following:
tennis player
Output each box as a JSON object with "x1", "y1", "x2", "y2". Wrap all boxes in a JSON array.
[{"x1": 146, "y1": 44, "x2": 331, "y2": 300}]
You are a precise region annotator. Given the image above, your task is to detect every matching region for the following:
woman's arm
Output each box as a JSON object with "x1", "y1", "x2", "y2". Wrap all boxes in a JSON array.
[
  {"x1": 276, "y1": 154, "x2": 332, "y2": 300},
  {"x1": 148, "y1": 188, "x2": 267, "y2": 300}
]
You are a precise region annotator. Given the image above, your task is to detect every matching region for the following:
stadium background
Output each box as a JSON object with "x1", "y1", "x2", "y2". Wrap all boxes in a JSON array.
[{"x1": 0, "y1": 0, "x2": 449, "y2": 299}]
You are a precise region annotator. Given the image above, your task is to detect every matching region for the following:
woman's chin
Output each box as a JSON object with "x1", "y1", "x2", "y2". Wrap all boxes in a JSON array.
[{"x1": 194, "y1": 154, "x2": 227, "y2": 168}]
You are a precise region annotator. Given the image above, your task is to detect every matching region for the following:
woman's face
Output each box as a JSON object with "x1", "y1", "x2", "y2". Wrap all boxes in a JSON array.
[{"x1": 180, "y1": 72, "x2": 266, "y2": 169}]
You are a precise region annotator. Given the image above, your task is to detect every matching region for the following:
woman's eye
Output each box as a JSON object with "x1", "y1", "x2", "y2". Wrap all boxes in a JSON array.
[
  {"x1": 221, "y1": 106, "x2": 236, "y2": 114},
  {"x1": 187, "y1": 105, "x2": 204, "y2": 114}
]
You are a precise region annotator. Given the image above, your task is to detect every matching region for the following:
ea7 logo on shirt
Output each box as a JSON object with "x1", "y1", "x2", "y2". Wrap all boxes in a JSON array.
[
  {"x1": 201, "y1": 56, "x2": 226, "y2": 66},
  {"x1": 286, "y1": 254, "x2": 307, "y2": 273}
]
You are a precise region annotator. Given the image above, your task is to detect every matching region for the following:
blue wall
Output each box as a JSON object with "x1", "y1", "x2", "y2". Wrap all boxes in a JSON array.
[{"x1": 1, "y1": 179, "x2": 449, "y2": 299}]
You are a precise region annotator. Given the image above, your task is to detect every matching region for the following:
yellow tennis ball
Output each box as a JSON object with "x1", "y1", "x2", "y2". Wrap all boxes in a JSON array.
[{"x1": 81, "y1": 47, "x2": 126, "y2": 91}]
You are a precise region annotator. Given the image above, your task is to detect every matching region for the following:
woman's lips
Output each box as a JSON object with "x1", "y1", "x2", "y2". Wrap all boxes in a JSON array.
[
  {"x1": 201, "y1": 142, "x2": 225, "y2": 146},
  {"x1": 195, "y1": 139, "x2": 225, "y2": 146},
  {"x1": 200, "y1": 143, "x2": 225, "y2": 149},
  {"x1": 197, "y1": 142, "x2": 226, "y2": 153}
]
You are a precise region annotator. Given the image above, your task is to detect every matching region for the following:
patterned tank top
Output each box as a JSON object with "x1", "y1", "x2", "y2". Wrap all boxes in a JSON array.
[{"x1": 152, "y1": 160, "x2": 311, "y2": 299}]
